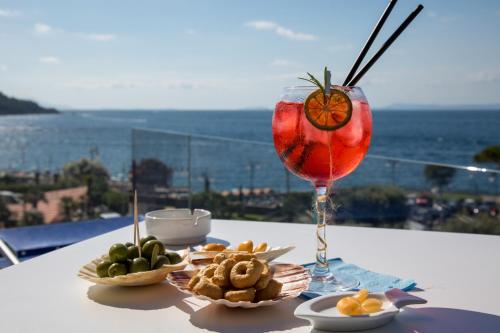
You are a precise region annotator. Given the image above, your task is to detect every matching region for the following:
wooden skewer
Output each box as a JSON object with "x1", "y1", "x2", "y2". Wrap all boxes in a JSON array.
[{"x1": 134, "y1": 190, "x2": 142, "y2": 258}]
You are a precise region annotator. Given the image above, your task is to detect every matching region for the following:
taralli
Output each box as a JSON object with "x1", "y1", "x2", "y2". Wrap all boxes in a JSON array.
[
  {"x1": 212, "y1": 258, "x2": 236, "y2": 288},
  {"x1": 230, "y1": 258, "x2": 264, "y2": 289},
  {"x1": 255, "y1": 279, "x2": 283, "y2": 302},
  {"x1": 254, "y1": 264, "x2": 271, "y2": 290},
  {"x1": 187, "y1": 246, "x2": 279, "y2": 303},
  {"x1": 229, "y1": 253, "x2": 256, "y2": 262},
  {"x1": 213, "y1": 253, "x2": 228, "y2": 264},
  {"x1": 201, "y1": 264, "x2": 218, "y2": 278},
  {"x1": 193, "y1": 277, "x2": 223, "y2": 300},
  {"x1": 224, "y1": 288, "x2": 256, "y2": 302},
  {"x1": 187, "y1": 274, "x2": 201, "y2": 290}
]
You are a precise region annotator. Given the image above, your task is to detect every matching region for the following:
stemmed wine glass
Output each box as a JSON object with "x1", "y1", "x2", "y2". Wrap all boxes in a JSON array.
[{"x1": 272, "y1": 79, "x2": 372, "y2": 293}]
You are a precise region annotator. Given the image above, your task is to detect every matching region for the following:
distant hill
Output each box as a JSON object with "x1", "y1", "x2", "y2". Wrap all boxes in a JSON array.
[
  {"x1": 0, "y1": 92, "x2": 58, "y2": 116},
  {"x1": 384, "y1": 103, "x2": 500, "y2": 111}
]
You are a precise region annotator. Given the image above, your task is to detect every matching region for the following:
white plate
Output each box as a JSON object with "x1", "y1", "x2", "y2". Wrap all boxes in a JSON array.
[
  {"x1": 168, "y1": 263, "x2": 310, "y2": 308},
  {"x1": 192, "y1": 245, "x2": 295, "y2": 263},
  {"x1": 294, "y1": 289, "x2": 427, "y2": 332}
]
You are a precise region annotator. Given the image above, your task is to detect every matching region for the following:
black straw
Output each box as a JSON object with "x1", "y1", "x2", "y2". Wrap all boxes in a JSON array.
[
  {"x1": 342, "y1": 0, "x2": 398, "y2": 86},
  {"x1": 348, "y1": 4, "x2": 424, "y2": 87}
]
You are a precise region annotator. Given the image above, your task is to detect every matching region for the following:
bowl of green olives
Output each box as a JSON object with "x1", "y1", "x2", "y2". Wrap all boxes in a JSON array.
[{"x1": 78, "y1": 235, "x2": 189, "y2": 286}]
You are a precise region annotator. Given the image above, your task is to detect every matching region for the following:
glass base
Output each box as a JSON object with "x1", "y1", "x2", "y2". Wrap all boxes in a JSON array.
[{"x1": 308, "y1": 272, "x2": 359, "y2": 294}]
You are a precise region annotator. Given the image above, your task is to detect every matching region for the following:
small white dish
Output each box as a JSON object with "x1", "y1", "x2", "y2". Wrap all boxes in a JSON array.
[
  {"x1": 145, "y1": 209, "x2": 211, "y2": 245},
  {"x1": 294, "y1": 289, "x2": 427, "y2": 332}
]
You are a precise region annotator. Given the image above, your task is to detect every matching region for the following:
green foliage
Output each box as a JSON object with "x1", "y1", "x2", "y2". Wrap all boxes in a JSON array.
[
  {"x1": 474, "y1": 145, "x2": 500, "y2": 165},
  {"x1": 424, "y1": 165, "x2": 456, "y2": 189},
  {"x1": 20, "y1": 210, "x2": 44, "y2": 226},
  {"x1": 0, "y1": 198, "x2": 10, "y2": 223},
  {"x1": 59, "y1": 196, "x2": 78, "y2": 221},
  {"x1": 442, "y1": 214, "x2": 500, "y2": 235},
  {"x1": 62, "y1": 159, "x2": 110, "y2": 206},
  {"x1": 21, "y1": 186, "x2": 46, "y2": 208},
  {"x1": 337, "y1": 186, "x2": 409, "y2": 224},
  {"x1": 103, "y1": 190, "x2": 129, "y2": 215},
  {"x1": 282, "y1": 192, "x2": 313, "y2": 220},
  {"x1": 191, "y1": 192, "x2": 231, "y2": 219}
]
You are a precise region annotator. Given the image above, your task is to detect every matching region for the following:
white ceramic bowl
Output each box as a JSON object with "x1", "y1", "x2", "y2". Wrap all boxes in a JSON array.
[{"x1": 145, "y1": 209, "x2": 211, "y2": 245}]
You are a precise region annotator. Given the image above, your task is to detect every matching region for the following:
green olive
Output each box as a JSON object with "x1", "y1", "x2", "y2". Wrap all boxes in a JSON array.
[
  {"x1": 127, "y1": 245, "x2": 139, "y2": 259},
  {"x1": 153, "y1": 255, "x2": 170, "y2": 269},
  {"x1": 166, "y1": 252, "x2": 182, "y2": 265},
  {"x1": 108, "y1": 263, "x2": 127, "y2": 277},
  {"x1": 96, "y1": 260, "x2": 112, "y2": 278},
  {"x1": 140, "y1": 235, "x2": 157, "y2": 247},
  {"x1": 129, "y1": 257, "x2": 150, "y2": 273},
  {"x1": 125, "y1": 242, "x2": 134, "y2": 247},
  {"x1": 142, "y1": 240, "x2": 165, "y2": 258},
  {"x1": 109, "y1": 243, "x2": 128, "y2": 262}
]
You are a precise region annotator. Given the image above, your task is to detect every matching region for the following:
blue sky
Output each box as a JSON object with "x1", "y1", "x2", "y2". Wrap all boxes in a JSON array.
[{"x1": 0, "y1": 0, "x2": 499, "y2": 109}]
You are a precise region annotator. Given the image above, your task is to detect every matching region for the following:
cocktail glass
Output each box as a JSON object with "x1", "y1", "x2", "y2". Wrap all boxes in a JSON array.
[{"x1": 272, "y1": 85, "x2": 372, "y2": 293}]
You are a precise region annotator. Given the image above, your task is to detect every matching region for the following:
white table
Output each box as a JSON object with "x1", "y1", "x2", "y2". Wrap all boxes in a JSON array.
[{"x1": 1, "y1": 220, "x2": 500, "y2": 333}]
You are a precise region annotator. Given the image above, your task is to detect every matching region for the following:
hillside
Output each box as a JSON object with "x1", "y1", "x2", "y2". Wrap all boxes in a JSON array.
[{"x1": 0, "y1": 92, "x2": 58, "y2": 116}]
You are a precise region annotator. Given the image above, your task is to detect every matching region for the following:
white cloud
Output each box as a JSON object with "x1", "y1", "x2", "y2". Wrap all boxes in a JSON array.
[
  {"x1": 185, "y1": 29, "x2": 197, "y2": 35},
  {"x1": 245, "y1": 20, "x2": 318, "y2": 41},
  {"x1": 65, "y1": 77, "x2": 216, "y2": 90},
  {"x1": 39, "y1": 56, "x2": 60, "y2": 64},
  {"x1": 469, "y1": 70, "x2": 500, "y2": 83},
  {"x1": 0, "y1": 8, "x2": 19, "y2": 17},
  {"x1": 34, "y1": 23, "x2": 53, "y2": 34},
  {"x1": 0, "y1": 65, "x2": 7, "y2": 71},
  {"x1": 81, "y1": 33, "x2": 116, "y2": 42},
  {"x1": 270, "y1": 59, "x2": 299, "y2": 67}
]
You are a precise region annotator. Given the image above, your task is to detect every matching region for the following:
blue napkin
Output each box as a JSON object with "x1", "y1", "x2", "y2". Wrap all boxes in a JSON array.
[{"x1": 301, "y1": 258, "x2": 416, "y2": 299}]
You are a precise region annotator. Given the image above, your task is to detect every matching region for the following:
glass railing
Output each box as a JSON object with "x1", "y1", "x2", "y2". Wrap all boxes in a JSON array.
[{"x1": 132, "y1": 128, "x2": 500, "y2": 235}]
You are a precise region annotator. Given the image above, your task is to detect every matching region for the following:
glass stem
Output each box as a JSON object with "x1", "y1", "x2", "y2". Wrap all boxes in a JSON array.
[{"x1": 313, "y1": 186, "x2": 329, "y2": 277}]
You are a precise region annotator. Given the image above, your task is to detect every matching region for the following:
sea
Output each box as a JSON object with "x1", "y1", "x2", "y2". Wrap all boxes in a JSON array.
[{"x1": 0, "y1": 110, "x2": 498, "y2": 194}]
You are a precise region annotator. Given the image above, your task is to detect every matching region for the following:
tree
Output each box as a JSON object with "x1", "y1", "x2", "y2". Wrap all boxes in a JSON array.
[
  {"x1": 191, "y1": 192, "x2": 230, "y2": 219},
  {"x1": 62, "y1": 159, "x2": 110, "y2": 208},
  {"x1": 135, "y1": 159, "x2": 173, "y2": 189},
  {"x1": 0, "y1": 199, "x2": 11, "y2": 224},
  {"x1": 282, "y1": 192, "x2": 313, "y2": 221},
  {"x1": 103, "y1": 190, "x2": 129, "y2": 215},
  {"x1": 21, "y1": 210, "x2": 44, "y2": 226},
  {"x1": 22, "y1": 186, "x2": 46, "y2": 209},
  {"x1": 474, "y1": 145, "x2": 500, "y2": 165},
  {"x1": 424, "y1": 165, "x2": 456, "y2": 191},
  {"x1": 59, "y1": 196, "x2": 78, "y2": 221}
]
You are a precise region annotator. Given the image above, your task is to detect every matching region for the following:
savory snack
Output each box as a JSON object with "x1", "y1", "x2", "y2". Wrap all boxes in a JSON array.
[
  {"x1": 255, "y1": 279, "x2": 283, "y2": 302},
  {"x1": 95, "y1": 235, "x2": 182, "y2": 278},
  {"x1": 203, "y1": 243, "x2": 227, "y2": 252},
  {"x1": 230, "y1": 259, "x2": 264, "y2": 289},
  {"x1": 336, "y1": 289, "x2": 383, "y2": 316},
  {"x1": 193, "y1": 277, "x2": 223, "y2": 300},
  {"x1": 212, "y1": 258, "x2": 236, "y2": 287},
  {"x1": 236, "y1": 240, "x2": 254, "y2": 252},
  {"x1": 224, "y1": 288, "x2": 256, "y2": 302},
  {"x1": 187, "y1": 253, "x2": 281, "y2": 303}
]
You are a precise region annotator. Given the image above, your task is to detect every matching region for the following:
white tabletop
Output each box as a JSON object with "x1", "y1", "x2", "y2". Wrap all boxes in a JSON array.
[{"x1": 1, "y1": 220, "x2": 500, "y2": 333}]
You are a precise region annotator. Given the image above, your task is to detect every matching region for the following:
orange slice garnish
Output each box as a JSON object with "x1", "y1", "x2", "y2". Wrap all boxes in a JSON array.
[{"x1": 304, "y1": 88, "x2": 352, "y2": 131}]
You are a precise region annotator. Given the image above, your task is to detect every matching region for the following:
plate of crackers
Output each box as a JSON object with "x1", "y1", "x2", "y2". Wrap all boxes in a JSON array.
[
  {"x1": 168, "y1": 252, "x2": 310, "y2": 308},
  {"x1": 192, "y1": 240, "x2": 295, "y2": 265}
]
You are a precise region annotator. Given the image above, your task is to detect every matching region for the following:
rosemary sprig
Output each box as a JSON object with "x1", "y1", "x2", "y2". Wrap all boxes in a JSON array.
[{"x1": 299, "y1": 67, "x2": 332, "y2": 104}]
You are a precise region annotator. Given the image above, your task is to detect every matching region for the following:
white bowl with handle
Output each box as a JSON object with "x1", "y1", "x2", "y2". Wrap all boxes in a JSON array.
[{"x1": 145, "y1": 209, "x2": 211, "y2": 245}]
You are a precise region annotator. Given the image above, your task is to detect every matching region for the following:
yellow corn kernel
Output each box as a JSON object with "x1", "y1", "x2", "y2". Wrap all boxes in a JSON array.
[
  {"x1": 336, "y1": 297, "x2": 363, "y2": 316},
  {"x1": 236, "y1": 240, "x2": 254, "y2": 253},
  {"x1": 361, "y1": 298, "x2": 383, "y2": 314},
  {"x1": 353, "y1": 289, "x2": 369, "y2": 302},
  {"x1": 254, "y1": 242, "x2": 268, "y2": 253}
]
